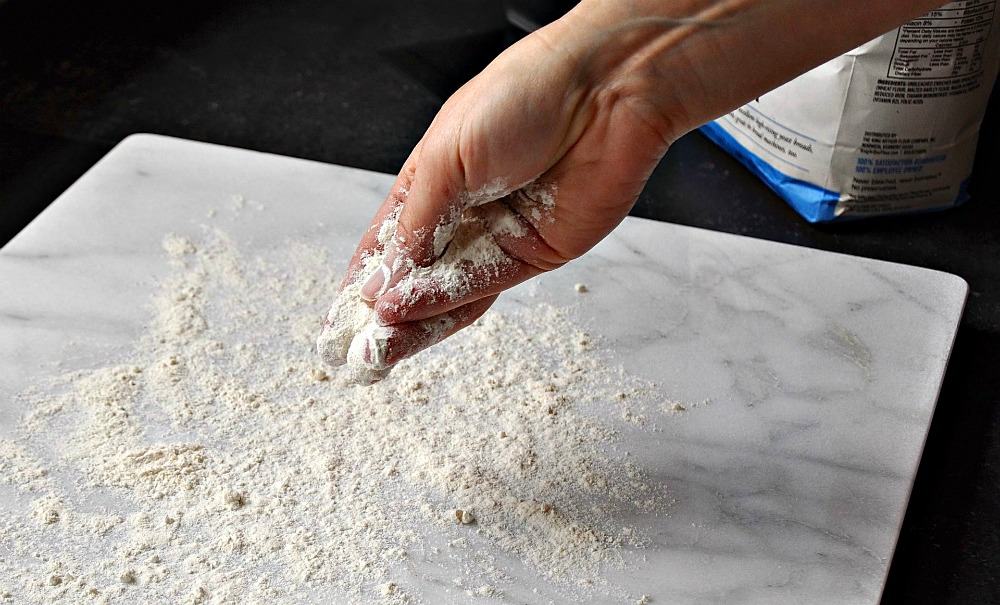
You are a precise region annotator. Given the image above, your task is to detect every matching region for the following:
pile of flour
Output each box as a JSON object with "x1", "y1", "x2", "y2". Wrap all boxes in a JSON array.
[{"x1": 0, "y1": 226, "x2": 670, "y2": 604}]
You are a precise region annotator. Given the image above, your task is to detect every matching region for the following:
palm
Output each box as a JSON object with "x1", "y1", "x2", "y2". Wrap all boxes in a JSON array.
[{"x1": 445, "y1": 31, "x2": 673, "y2": 265}]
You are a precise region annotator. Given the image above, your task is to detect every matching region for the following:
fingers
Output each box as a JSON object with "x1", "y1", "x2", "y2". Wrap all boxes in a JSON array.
[
  {"x1": 394, "y1": 133, "x2": 469, "y2": 262},
  {"x1": 372, "y1": 201, "x2": 565, "y2": 325},
  {"x1": 357, "y1": 133, "x2": 465, "y2": 300},
  {"x1": 353, "y1": 295, "x2": 499, "y2": 369},
  {"x1": 358, "y1": 127, "x2": 523, "y2": 302},
  {"x1": 341, "y1": 196, "x2": 401, "y2": 288},
  {"x1": 341, "y1": 142, "x2": 422, "y2": 288},
  {"x1": 374, "y1": 259, "x2": 539, "y2": 325}
]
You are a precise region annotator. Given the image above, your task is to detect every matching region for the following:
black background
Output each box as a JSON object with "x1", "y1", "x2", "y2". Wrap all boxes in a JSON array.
[{"x1": 1, "y1": 1, "x2": 997, "y2": 602}]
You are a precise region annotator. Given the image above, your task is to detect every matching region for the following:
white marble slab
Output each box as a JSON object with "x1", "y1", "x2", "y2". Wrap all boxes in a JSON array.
[{"x1": 0, "y1": 135, "x2": 966, "y2": 604}]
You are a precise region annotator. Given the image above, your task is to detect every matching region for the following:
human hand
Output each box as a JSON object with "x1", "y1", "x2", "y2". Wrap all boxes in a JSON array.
[{"x1": 336, "y1": 9, "x2": 680, "y2": 368}]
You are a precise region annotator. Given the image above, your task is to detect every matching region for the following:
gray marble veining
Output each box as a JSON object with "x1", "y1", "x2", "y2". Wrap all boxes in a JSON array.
[{"x1": 0, "y1": 135, "x2": 966, "y2": 604}]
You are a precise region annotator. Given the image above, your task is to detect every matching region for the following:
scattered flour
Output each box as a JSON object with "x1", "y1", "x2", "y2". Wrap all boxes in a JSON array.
[{"x1": 1, "y1": 226, "x2": 671, "y2": 604}]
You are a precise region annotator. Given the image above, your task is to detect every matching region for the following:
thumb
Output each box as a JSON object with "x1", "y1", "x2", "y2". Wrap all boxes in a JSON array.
[{"x1": 359, "y1": 131, "x2": 511, "y2": 301}]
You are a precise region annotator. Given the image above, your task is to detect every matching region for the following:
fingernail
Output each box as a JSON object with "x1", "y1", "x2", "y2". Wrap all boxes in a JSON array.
[
  {"x1": 360, "y1": 262, "x2": 390, "y2": 301},
  {"x1": 360, "y1": 243, "x2": 400, "y2": 301},
  {"x1": 349, "y1": 325, "x2": 391, "y2": 369},
  {"x1": 360, "y1": 338, "x2": 373, "y2": 365}
]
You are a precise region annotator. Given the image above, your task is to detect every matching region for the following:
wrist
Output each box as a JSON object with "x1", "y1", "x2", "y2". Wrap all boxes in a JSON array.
[
  {"x1": 561, "y1": 0, "x2": 948, "y2": 141},
  {"x1": 552, "y1": 0, "x2": 732, "y2": 142}
]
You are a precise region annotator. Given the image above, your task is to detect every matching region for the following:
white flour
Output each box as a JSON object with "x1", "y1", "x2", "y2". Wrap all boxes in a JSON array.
[{"x1": 1, "y1": 226, "x2": 670, "y2": 604}]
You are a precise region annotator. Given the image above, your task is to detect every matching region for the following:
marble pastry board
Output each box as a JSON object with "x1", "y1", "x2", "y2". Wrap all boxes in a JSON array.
[{"x1": 0, "y1": 135, "x2": 966, "y2": 603}]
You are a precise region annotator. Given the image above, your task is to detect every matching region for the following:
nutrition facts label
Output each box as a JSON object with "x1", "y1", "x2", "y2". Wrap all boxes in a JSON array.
[{"x1": 888, "y1": 0, "x2": 996, "y2": 80}]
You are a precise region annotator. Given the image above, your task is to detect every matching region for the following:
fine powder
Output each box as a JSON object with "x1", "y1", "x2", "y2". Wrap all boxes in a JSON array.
[{"x1": 0, "y1": 228, "x2": 671, "y2": 604}]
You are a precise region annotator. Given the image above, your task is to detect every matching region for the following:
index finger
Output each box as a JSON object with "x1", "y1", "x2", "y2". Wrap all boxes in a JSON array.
[
  {"x1": 341, "y1": 142, "x2": 422, "y2": 288},
  {"x1": 372, "y1": 199, "x2": 563, "y2": 325}
]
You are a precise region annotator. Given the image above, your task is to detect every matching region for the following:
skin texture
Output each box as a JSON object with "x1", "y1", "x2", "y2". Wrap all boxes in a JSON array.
[{"x1": 338, "y1": 0, "x2": 945, "y2": 367}]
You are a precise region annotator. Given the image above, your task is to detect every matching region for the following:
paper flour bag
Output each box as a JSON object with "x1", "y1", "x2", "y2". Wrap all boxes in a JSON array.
[{"x1": 701, "y1": 1, "x2": 1000, "y2": 222}]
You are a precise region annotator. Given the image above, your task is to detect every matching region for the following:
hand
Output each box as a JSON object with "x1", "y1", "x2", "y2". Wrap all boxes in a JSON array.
[{"x1": 341, "y1": 10, "x2": 678, "y2": 367}]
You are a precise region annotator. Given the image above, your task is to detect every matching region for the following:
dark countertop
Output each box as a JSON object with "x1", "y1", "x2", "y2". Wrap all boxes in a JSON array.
[{"x1": 1, "y1": 1, "x2": 997, "y2": 602}]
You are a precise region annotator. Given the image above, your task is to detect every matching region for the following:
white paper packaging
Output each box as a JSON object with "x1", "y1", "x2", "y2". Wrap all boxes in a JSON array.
[{"x1": 701, "y1": 1, "x2": 1000, "y2": 222}]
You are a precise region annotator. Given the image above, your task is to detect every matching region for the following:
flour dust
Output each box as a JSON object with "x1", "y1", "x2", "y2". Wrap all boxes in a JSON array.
[{"x1": 1, "y1": 226, "x2": 672, "y2": 604}]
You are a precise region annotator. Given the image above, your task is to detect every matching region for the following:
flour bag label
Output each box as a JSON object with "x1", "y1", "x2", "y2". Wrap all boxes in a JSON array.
[{"x1": 701, "y1": 1, "x2": 1000, "y2": 222}]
